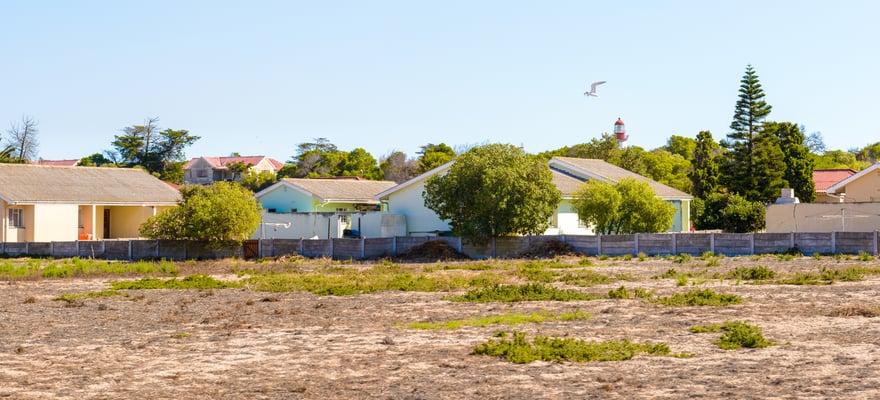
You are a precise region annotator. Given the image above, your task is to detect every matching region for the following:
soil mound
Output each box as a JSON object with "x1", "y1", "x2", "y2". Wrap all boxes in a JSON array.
[
  {"x1": 519, "y1": 239, "x2": 575, "y2": 258},
  {"x1": 395, "y1": 240, "x2": 470, "y2": 262}
]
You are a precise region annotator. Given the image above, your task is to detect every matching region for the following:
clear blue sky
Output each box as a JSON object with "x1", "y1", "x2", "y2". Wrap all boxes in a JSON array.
[{"x1": 2, "y1": 1, "x2": 878, "y2": 163}]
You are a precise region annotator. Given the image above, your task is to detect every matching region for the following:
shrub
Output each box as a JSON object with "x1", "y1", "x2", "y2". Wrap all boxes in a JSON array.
[
  {"x1": 727, "y1": 266, "x2": 776, "y2": 281},
  {"x1": 471, "y1": 331, "x2": 671, "y2": 363},
  {"x1": 654, "y1": 288, "x2": 743, "y2": 306},
  {"x1": 448, "y1": 284, "x2": 601, "y2": 302}
]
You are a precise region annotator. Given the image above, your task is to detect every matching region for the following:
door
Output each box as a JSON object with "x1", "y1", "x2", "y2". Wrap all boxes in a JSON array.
[{"x1": 103, "y1": 209, "x2": 111, "y2": 238}]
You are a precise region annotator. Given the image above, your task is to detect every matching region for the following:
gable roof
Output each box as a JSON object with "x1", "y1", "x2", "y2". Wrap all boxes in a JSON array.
[
  {"x1": 813, "y1": 169, "x2": 857, "y2": 193},
  {"x1": 257, "y1": 178, "x2": 397, "y2": 204},
  {"x1": 375, "y1": 161, "x2": 454, "y2": 200},
  {"x1": 549, "y1": 157, "x2": 692, "y2": 199},
  {"x1": 0, "y1": 164, "x2": 180, "y2": 205},
  {"x1": 826, "y1": 163, "x2": 880, "y2": 194},
  {"x1": 184, "y1": 156, "x2": 284, "y2": 171}
]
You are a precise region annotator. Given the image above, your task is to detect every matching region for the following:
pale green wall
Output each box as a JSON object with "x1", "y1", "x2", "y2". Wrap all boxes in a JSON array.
[{"x1": 259, "y1": 186, "x2": 315, "y2": 212}]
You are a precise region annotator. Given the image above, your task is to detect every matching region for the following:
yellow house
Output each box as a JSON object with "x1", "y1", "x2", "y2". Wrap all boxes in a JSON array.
[
  {"x1": 0, "y1": 164, "x2": 180, "y2": 242},
  {"x1": 825, "y1": 163, "x2": 880, "y2": 203}
]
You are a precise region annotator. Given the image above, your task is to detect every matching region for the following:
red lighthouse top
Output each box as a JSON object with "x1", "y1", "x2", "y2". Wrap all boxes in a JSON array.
[{"x1": 614, "y1": 118, "x2": 626, "y2": 141}]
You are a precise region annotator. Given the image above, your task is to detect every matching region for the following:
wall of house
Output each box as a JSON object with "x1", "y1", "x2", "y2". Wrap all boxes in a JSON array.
[
  {"x1": 107, "y1": 206, "x2": 155, "y2": 239},
  {"x1": 258, "y1": 186, "x2": 314, "y2": 212},
  {"x1": 669, "y1": 200, "x2": 691, "y2": 233},
  {"x1": 545, "y1": 199, "x2": 594, "y2": 235},
  {"x1": 840, "y1": 172, "x2": 880, "y2": 202},
  {"x1": 2, "y1": 203, "x2": 34, "y2": 242},
  {"x1": 385, "y1": 180, "x2": 451, "y2": 235},
  {"x1": 766, "y1": 202, "x2": 880, "y2": 233},
  {"x1": 184, "y1": 158, "x2": 216, "y2": 185},
  {"x1": 33, "y1": 204, "x2": 78, "y2": 241}
]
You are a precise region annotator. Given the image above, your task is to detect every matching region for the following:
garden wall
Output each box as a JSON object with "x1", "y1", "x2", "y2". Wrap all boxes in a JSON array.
[{"x1": 1, "y1": 232, "x2": 877, "y2": 261}]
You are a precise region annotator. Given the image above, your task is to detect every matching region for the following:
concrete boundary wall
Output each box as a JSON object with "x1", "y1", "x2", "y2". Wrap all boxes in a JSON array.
[{"x1": 1, "y1": 232, "x2": 878, "y2": 260}]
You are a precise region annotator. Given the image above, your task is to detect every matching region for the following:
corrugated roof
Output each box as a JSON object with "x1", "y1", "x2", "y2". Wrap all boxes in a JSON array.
[
  {"x1": 0, "y1": 164, "x2": 181, "y2": 204},
  {"x1": 813, "y1": 169, "x2": 857, "y2": 192},
  {"x1": 550, "y1": 157, "x2": 692, "y2": 199},
  {"x1": 280, "y1": 178, "x2": 398, "y2": 203}
]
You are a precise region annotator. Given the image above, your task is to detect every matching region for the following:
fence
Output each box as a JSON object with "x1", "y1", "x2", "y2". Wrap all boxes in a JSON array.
[{"x1": 1, "y1": 231, "x2": 878, "y2": 261}]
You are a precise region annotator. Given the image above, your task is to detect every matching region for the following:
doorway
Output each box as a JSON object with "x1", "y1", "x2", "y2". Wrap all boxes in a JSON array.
[{"x1": 103, "y1": 209, "x2": 111, "y2": 238}]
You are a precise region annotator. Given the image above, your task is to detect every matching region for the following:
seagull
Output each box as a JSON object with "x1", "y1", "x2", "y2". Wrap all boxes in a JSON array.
[{"x1": 584, "y1": 81, "x2": 606, "y2": 97}]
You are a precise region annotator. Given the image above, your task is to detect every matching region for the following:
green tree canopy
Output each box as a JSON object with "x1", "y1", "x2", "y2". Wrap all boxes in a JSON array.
[
  {"x1": 240, "y1": 170, "x2": 278, "y2": 192},
  {"x1": 423, "y1": 143, "x2": 561, "y2": 245},
  {"x1": 664, "y1": 135, "x2": 697, "y2": 159},
  {"x1": 689, "y1": 131, "x2": 721, "y2": 199},
  {"x1": 109, "y1": 117, "x2": 200, "y2": 183},
  {"x1": 139, "y1": 182, "x2": 262, "y2": 242},
  {"x1": 417, "y1": 143, "x2": 456, "y2": 173},
  {"x1": 766, "y1": 121, "x2": 815, "y2": 202},
  {"x1": 692, "y1": 192, "x2": 765, "y2": 233},
  {"x1": 572, "y1": 178, "x2": 676, "y2": 235}
]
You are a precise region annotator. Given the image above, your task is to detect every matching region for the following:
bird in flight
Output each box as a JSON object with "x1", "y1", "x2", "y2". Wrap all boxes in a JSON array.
[{"x1": 584, "y1": 81, "x2": 606, "y2": 97}]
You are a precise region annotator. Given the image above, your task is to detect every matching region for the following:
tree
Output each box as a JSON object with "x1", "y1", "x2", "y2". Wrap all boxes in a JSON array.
[
  {"x1": 689, "y1": 131, "x2": 721, "y2": 199},
  {"x1": 6, "y1": 115, "x2": 39, "y2": 162},
  {"x1": 664, "y1": 135, "x2": 697, "y2": 159},
  {"x1": 766, "y1": 122, "x2": 815, "y2": 202},
  {"x1": 804, "y1": 130, "x2": 826, "y2": 154},
  {"x1": 78, "y1": 153, "x2": 115, "y2": 167},
  {"x1": 572, "y1": 178, "x2": 676, "y2": 234},
  {"x1": 338, "y1": 148, "x2": 381, "y2": 179},
  {"x1": 723, "y1": 65, "x2": 773, "y2": 200},
  {"x1": 380, "y1": 151, "x2": 418, "y2": 183},
  {"x1": 812, "y1": 150, "x2": 868, "y2": 171},
  {"x1": 423, "y1": 143, "x2": 561, "y2": 245},
  {"x1": 640, "y1": 149, "x2": 691, "y2": 193},
  {"x1": 240, "y1": 170, "x2": 278, "y2": 192},
  {"x1": 110, "y1": 117, "x2": 200, "y2": 183},
  {"x1": 417, "y1": 143, "x2": 455, "y2": 173},
  {"x1": 139, "y1": 182, "x2": 262, "y2": 242},
  {"x1": 692, "y1": 192, "x2": 765, "y2": 233}
]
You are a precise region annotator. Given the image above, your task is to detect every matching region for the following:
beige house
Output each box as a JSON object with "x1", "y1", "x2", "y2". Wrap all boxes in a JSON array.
[
  {"x1": 0, "y1": 164, "x2": 180, "y2": 242},
  {"x1": 183, "y1": 155, "x2": 284, "y2": 185},
  {"x1": 825, "y1": 163, "x2": 880, "y2": 202}
]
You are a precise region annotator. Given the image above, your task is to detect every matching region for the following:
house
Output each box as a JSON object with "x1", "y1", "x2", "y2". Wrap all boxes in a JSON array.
[
  {"x1": 183, "y1": 155, "x2": 284, "y2": 185},
  {"x1": 813, "y1": 169, "x2": 857, "y2": 203},
  {"x1": 825, "y1": 163, "x2": 880, "y2": 203},
  {"x1": 254, "y1": 178, "x2": 401, "y2": 239},
  {"x1": 0, "y1": 164, "x2": 180, "y2": 242},
  {"x1": 374, "y1": 156, "x2": 693, "y2": 236}
]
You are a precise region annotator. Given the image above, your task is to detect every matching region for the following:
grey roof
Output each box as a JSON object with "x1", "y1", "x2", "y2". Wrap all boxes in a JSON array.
[
  {"x1": 550, "y1": 157, "x2": 692, "y2": 199},
  {"x1": 278, "y1": 178, "x2": 398, "y2": 203},
  {"x1": 0, "y1": 164, "x2": 181, "y2": 205},
  {"x1": 551, "y1": 169, "x2": 586, "y2": 196}
]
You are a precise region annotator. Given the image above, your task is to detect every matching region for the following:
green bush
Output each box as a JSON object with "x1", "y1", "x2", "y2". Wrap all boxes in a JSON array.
[
  {"x1": 654, "y1": 288, "x2": 743, "y2": 306},
  {"x1": 472, "y1": 331, "x2": 671, "y2": 363},
  {"x1": 448, "y1": 284, "x2": 601, "y2": 302},
  {"x1": 727, "y1": 266, "x2": 776, "y2": 281}
]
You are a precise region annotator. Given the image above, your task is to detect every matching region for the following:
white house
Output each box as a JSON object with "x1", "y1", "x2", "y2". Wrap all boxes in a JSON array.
[{"x1": 375, "y1": 157, "x2": 693, "y2": 237}]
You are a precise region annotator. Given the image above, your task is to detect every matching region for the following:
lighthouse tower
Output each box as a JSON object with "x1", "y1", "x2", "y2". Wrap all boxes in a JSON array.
[{"x1": 613, "y1": 117, "x2": 628, "y2": 148}]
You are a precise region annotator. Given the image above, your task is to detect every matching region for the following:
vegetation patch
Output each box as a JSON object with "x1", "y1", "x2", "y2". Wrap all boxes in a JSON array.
[
  {"x1": 471, "y1": 331, "x2": 671, "y2": 364},
  {"x1": 558, "y1": 269, "x2": 615, "y2": 287},
  {"x1": 691, "y1": 321, "x2": 773, "y2": 349},
  {"x1": 607, "y1": 285, "x2": 653, "y2": 299},
  {"x1": 53, "y1": 290, "x2": 129, "y2": 303},
  {"x1": 111, "y1": 274, "x2": 241, "y2": 290},
  {"x1": 246, "y1": 264, "x2": 508, "y2": 295},
  {"x1": 654, "y1": 288, "x2": 743, "y2": 306},
  {"x1": 727, "y1": 266, "x2": 776, "y2": 281},
  {"x1": 1, "y1": 257, "x2": 179, "y2": 280},
  {"x1": 405, "y1": 309, "x2": 590, "y2": 330},
  {"x1": 448, "y1": 284, "x2": 601, "y2": 302}
]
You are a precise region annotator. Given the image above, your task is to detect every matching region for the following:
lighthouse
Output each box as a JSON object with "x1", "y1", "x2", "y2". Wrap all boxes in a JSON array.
[{"x1": 614, "y1": 117, "x2": 628, "y2": 148}]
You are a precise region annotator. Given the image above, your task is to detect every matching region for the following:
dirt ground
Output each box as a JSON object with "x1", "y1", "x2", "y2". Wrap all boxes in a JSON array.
[{"x1": 1, "y1": 255, "x2": 879, "y2": 399}]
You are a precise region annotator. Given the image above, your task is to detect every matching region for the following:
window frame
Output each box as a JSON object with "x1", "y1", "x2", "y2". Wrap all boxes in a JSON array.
[{"x1": 8, "y1": 208, "x2": 24, "y2": 228}]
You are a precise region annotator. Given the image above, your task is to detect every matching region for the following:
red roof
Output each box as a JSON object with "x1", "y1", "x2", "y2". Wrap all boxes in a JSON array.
[
  {"x1": 184, "y1": 156, "x2": 284, "y2": 170},
  {"x1": 813, "y1": 169, "x2": 857, "y2": 192},
  {"x1": 30, "y1": 159, "x2": 79, "y2": 167}
]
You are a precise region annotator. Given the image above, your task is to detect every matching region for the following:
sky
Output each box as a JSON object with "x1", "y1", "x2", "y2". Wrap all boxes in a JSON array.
[{"x1": 2, "y1": 1, "x2": 878, "y2": 164}]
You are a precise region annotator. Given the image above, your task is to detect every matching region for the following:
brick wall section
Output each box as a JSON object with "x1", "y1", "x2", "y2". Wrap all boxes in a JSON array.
[
  {"x1": 837, "y1": 232, "x2": 876, "y2": 254},
  {"x1": 364, "y1": 238, "x2": 394, "y2": 259},
  {"x1": 302, "y1": 239, "x2": 331, "y2": 258},
  {"x1": 564, "y1": 235, "x2": 600, "y2": 255},
  {"x1": 332, "y1": 238, "x2": 363, "y2": 260},
  {"x1": 601, "y1": 235, "x2": 635, "y2": 256},
  {"x1": 714, "y1": 234, "x2": 753, "y2": 255},
  {"x1": 103, "y1": 241, "x2": 131, "y2": 260},
  {"x1": 158, "y1": 240, "x2": 186, "y2": 260},
  {"x1": 754, "y1": 233, "x2": 793, "y2": 255},
  {"x1": 637, "y1": 234, "x2": 675, "y2": 256}
]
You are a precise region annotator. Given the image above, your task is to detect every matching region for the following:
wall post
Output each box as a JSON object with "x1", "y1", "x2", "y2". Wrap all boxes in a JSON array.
[{"x1": 634, "y1": 233, "x2": 639, "y2": 255}]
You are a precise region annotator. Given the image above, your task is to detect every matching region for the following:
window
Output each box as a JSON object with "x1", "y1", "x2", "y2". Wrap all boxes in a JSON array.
[
  {"x1": 196, "y1": 169, "x2": 209, "y2": 178},
  {"x1": 8, "y1": 208, "x2": 24, "y2": 228}
]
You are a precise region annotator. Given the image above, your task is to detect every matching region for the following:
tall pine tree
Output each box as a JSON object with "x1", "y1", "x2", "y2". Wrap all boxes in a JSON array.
[
  {"x1": 723, "y1": 64, "x2": 774, "y2": 201},
  {"x1": 766, "y1": 122, "x2": 816, "y2": 203}
]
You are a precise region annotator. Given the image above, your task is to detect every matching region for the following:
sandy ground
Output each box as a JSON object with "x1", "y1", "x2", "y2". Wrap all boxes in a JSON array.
[{"x1": 1, "y1": 256, "x2": 879, "y2": 399}]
